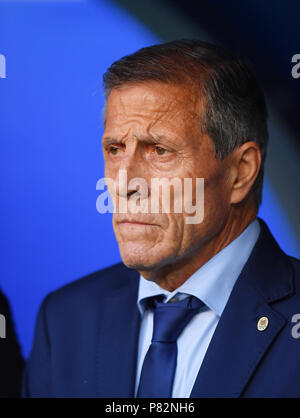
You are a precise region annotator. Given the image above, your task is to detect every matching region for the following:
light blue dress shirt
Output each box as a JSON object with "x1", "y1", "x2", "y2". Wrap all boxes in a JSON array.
[{"x1": 135, "y1": 218, "x2": 261, "y2": 398}]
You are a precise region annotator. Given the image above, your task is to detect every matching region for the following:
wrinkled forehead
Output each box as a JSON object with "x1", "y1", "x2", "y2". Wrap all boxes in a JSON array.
[{"x1": 103, "y1": 82, "x2": 202, "y2": 130}]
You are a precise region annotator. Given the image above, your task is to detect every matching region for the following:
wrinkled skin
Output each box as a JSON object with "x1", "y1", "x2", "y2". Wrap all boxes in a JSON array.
[{"x1": 102, "y1": 82, "x2": 261, "y2": 290}]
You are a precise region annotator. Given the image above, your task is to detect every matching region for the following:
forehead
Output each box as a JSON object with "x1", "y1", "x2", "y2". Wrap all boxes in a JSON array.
[{"x1": 104, "y1": 82, "x2": 201, "y2": 136}]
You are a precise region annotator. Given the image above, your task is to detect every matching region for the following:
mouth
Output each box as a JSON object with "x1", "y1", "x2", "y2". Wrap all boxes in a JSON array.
[{"x1": 119, "y1": 220, "x2": 155, "y2": 226}]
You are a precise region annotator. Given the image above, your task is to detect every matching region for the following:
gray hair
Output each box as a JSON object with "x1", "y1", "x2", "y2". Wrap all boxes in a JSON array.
[{"x1": 103, "y1": 39, "x2": 268, "y2": 206}]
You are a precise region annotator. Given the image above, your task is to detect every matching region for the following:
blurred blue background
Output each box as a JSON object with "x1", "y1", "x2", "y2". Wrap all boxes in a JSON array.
[{"x1": 0, "y1": 0, "x2": 299, "y2": 358}]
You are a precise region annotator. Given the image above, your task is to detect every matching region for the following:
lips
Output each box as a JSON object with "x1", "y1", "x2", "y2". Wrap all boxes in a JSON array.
[
  {"x1": 116, "y1": 216, "x2": 157, "y2": 226},
  {"x1": 119, "y1": 219, "x2": 154, "y2": 226}
]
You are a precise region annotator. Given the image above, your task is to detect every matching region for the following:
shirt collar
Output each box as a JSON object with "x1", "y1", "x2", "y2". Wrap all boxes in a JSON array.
[{"x1": 137, "y1": 218, "x2": 261, "y2": 317}]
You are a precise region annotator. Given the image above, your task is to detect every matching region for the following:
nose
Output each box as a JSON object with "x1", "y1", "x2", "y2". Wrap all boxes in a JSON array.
[{"x1": 115, "y1": 142, "x2": 149, "y2": 200}]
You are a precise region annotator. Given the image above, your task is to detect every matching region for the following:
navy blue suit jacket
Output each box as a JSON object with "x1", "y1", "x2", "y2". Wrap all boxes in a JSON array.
[{"x1": 23, "y1": 218, "x2": 300, "y2": 397}]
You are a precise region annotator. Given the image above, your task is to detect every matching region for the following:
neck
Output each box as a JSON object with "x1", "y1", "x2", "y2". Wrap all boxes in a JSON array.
[{"x1": 138, "y1": 200, "x2": 258, "y2": 291}]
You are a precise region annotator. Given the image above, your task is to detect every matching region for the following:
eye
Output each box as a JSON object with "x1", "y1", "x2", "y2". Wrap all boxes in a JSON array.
[
  {"x1": 155, "y1": 146, "x2": 168, "y2": 155},
  {"x1": 107, "y1": 145, "x2": 119, "y2": 155}
]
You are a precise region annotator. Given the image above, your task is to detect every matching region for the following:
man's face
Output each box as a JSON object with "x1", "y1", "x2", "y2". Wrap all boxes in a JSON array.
[{"x1": 102, "y1": 82, "x2": 232, "y2": 272}]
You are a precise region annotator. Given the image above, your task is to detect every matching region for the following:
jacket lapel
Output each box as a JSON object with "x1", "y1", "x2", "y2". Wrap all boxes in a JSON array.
[
  {"x1": 190, "y1": 275, "x2": 286, "y2": 397},
  {"x1": 190, "y1": 218, "x2": 294, "y2": 397},
  {"x1": 97, "y1": 268, "x2": 141, "y2": 397}
]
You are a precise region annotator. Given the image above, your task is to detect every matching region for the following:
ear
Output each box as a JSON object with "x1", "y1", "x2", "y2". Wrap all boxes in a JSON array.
[{"x1": 230, "y1": 141, "x2": 262, "y2": 204}]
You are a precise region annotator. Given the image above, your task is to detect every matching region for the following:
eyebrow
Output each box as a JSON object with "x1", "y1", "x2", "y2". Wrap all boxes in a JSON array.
[
  {"x1": 102, "y1": 134, "x2": 175, "y2": 147},
  {"x1": 102, "y1": 137, "x2": 120, "y2": 147}
]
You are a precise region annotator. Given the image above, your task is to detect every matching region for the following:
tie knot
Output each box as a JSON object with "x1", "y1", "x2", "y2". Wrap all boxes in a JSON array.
[{"x1": 150, "y1": 295, "x2": 203, "y2": 343}]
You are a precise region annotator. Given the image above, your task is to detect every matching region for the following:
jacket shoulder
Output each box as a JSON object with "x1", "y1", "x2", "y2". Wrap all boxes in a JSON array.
[
  {"x1": 42, "y1": 262, "x2": 138, "y2": 315},
  {"x1": 289, "y1": 255, "x2": 300, "y2": 270}
]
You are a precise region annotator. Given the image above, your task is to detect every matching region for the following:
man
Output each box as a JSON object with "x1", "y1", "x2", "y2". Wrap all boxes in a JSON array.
[{"x1": 23, "y1": 39, "x2": 300, "y2": 398}]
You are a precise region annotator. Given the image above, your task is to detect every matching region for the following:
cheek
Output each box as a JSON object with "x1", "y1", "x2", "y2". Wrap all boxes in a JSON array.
[
  {"x1": 104, "y1": 162, "x2": 117, "y2": 180},
  {"x1": 199, "y1": 171, "x2": 232, "y2": 238},
  {"x1": 178, "y1": 165, "x2": 231, "y2": 241},
  {"x1": 157, "y1": 213, "x2": 190, "y2": 257},
  {"x1": 205, "y1": 168, "x2": 231, "y2": 208},
  {"x1": 165, "y1": 213, "x2": 185, "y2": 238}
]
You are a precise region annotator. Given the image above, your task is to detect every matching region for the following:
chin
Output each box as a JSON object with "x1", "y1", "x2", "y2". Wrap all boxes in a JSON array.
[
  {"x1": 120, "y1": 253, "x2": 157, "y2": 270},
  {"x1": 119, "y1": 244, "x2": 165, "y2": 271}
]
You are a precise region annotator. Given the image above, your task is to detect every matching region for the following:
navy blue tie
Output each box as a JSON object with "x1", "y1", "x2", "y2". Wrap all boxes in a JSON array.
[{"x1": 137, "y1": 295, "x2": 204, "y2": 398}]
